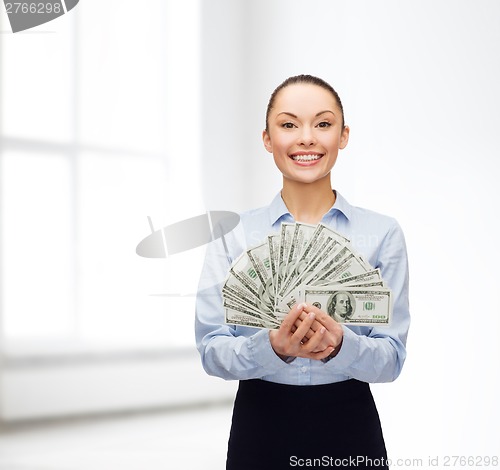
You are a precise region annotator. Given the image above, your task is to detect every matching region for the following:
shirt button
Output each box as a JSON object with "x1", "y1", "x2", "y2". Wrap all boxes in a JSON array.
[{"x1": 301, "y1": 366, "x2": 307, "y2": 373}]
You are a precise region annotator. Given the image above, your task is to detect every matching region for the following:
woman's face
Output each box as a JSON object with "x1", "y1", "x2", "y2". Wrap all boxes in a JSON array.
[{"x1": 263, "y1": 83, "x2": 349, "y2": 186}]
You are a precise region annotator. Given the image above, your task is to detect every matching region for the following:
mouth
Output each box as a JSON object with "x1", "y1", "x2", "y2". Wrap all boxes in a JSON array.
[{"x1": 289, "y1": 152, "x2": 324, "y2": 163}]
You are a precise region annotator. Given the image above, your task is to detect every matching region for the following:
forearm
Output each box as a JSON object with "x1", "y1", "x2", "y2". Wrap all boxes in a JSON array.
[
  {"x1": 198, "y1": 327, "x2": 289, "y2": 380},
  {"x1": 325, "y1": 326, "x2": 406, "y2": 383}
]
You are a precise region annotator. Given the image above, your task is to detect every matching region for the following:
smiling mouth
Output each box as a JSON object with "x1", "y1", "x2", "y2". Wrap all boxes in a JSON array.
[{"x1": 289, "y1": 153, "x2": 323, "y2": 162}]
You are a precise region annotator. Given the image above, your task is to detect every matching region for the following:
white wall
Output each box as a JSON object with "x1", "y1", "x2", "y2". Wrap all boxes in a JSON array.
[
  {"x1": 199, "y1": 0, "x2": 500, "y2": 463},
  {"x1": 0, "y1": 351, "x2": 236, "y2": 422}
]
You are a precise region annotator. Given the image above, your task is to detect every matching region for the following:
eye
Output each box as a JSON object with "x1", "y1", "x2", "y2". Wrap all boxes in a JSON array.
[
  {"x1": 281, "y1": 122, "x2": 296, "y2": 129},
  {"x1": 317, "y1": 121, "x2": 331, "y2": 128}
]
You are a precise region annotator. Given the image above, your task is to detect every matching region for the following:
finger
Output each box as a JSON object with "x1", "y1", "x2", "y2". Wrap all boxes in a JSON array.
[
  {"x1": 294, "y1": 314, "x2": 308, "y2": 338},
  {"x1": 295, "y1": 325, "x2": 325, "y2": 345},
  {"x1": 291, "y1": 311, "x2": 316, "y2": 343},
  {"x1": 294, "y1": 316, "x2": 315, "y2": 337},
  {"x1": 303, "y1": 304, "x2": 341, "y2": 334},
  {"x1": 303, "y1": 304, "x2": 335, "y2": 324},
  {"x1": 309, "y1": 346, "x2": 336, "y2": 361},
  {"x1": 296, "y1": 311, "x2": 324, "y2": 333},
  {"x1": 280, "y1": 303, "x2": 307, "y2": 334},
  {"x1": 291, "y1": 306, "x2": 314, "y2": 333},
  {"x1": 300, "y1": 325, "x2": 327, "y2": 353}
]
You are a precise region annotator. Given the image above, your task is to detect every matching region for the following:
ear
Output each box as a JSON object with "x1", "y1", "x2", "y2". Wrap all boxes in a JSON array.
[
  {"x1": 262, "y1": 129, "x2": 273, "y2": 153},
  {"x1": 339, "y1": 125, "x2": 350, "y2": 150}
]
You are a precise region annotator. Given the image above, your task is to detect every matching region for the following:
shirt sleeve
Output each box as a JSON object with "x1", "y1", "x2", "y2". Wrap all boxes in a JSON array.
[
  {"x1": 195, "y1": 230, "x2": 289, "y2": 381},
  {"x1": 322, "y1": 220, "x2": 411, "y2": 383}
]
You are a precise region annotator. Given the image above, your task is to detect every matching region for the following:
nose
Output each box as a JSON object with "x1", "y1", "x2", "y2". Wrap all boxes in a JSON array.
[{"x1": 298, "y1": 126, "x2": 316, "y2": 146}]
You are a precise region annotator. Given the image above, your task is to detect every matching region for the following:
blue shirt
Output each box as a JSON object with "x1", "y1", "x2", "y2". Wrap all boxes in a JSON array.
[{"x1": 195, "y1": 191, "x2": 410, "y2": 385}]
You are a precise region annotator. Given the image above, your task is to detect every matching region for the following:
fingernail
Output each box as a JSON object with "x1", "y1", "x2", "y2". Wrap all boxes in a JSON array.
[
  {"x1": 309, "y1": 312, "x2": 315, "y2": 319},
  {"x1": 297, "y1": 302, "x2": 307, "y2": 310},
  {"x1": 320, "y1": 327, "x2": 326, "y2": 334}
]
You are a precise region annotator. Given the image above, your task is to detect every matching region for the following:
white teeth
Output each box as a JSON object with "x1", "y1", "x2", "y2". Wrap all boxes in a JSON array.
[{"x1": 291, "y1": 154, "x2": 322, "y2": 162}]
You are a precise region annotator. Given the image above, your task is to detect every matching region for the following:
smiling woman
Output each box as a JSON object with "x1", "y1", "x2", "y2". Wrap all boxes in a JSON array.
[
  {"x1": 195, "y1": 74, "x2": 410, "y2": 469},
  {"x1": 263, "y1": 76, "x2": 350, "y2": 224}
]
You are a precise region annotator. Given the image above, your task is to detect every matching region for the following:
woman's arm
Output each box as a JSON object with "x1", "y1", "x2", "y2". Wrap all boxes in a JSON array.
[
  {"x1": 195, "y1": 233, "x2": 291, "y2": 380},
  {"x1": 292, "y1": 220, "x2": 410, "y2": 383},
  {"x1": 318, "y1": 221, "x2": 411, "y2": 382}
]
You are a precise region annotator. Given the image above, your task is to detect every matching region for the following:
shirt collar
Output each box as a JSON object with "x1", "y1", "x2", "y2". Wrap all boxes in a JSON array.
[
  {"x1": 269, "y1": 192, "x2": 291, "y2": 225},
  {"x1": 326, "y1": 190, "x2": 352, "y2": 221},
  {"x1": 268, "y1": 190, "x2": 352, "y2": 226}
]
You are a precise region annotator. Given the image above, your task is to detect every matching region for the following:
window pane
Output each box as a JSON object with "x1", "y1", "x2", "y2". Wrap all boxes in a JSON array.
[
  {"x1": 77, "y1": 153, "x2": 201, "y2": 347},
  {"x1": 0, "y1": 0, "x2": 204, "y2": 349},
  {"x1": 0, "y1": 15, "x2": 74, "y2": 142},
  {"x1": 1, "y1": 151, "x2": 74, "y2": 338},
  {"x1": 77, "y1": 0, "x2": 169, "y2": 154}
]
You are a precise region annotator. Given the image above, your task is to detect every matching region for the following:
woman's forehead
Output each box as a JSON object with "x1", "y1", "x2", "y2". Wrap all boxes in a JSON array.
[{"x1": 272, "y1": 83, "x2": 340, "y2": 114}]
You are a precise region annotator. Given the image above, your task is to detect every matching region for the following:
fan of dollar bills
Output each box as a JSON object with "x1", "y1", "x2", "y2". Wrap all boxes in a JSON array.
[{"x1": 223, "y1": 222, "x2": 393, "y2": 329}]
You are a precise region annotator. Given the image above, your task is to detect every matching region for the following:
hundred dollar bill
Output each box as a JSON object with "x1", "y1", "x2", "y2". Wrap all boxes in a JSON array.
[
  {"x1": 247, "y1": 241, "x2": 276, "y2": 306},
  {"x1": 223, "y1": 293, "x2": 263, "y2": 316},
  {"x1": 230, "y1": 251, "x2": 274, "y2": 312},
  {"x1": 267, "y1": 234, "x2": 280, "y2": 293},
  {"x1": 303, "y1": 287, "x2": 392, "y2": 325},
  {"x1": 275, "y1": 223, "x2": 295, "y2": 299},
  {"x1": 293, "y1": 223, "x2": 349, "y2": 272},
  {"x1": 223, "y1": 295, "x2": 283, "y2": 328},
  {"x1": 225, "y1": 308, "x2": 280, "y2": 329},
  {"x1": 223, "y1": 287, "x2": 275, "y2": 318},
  {"x1": 278, "y1": 237, "x2": 344, "y2": 298},
  {"x1": 274, "y1": 243, "x2": 347, "y2": 310},
  {"x1": 223, "y1": 264, "x2": 273, "y2": 314},
  {"x1": 315, "y1": 223, "x2": 351, "y2": 245},
  {"x1": 316, "y1": 269, "x2": 383, "y2": 287},
  {"x1": 282, "y1": 222, "x2": 317, "y2": 284},
  {"x1": 291, "y1": 244, "x2": 352, "y2": 292},
  {"x1": 307, "y1": 251, "x2": 370, "y2": 286},
  {"x1": 224, "y1": 296, "x2": 281, "y2": 327},
  {"x1": 345, "y1": 281, "x2": 385, "y2": 288}
]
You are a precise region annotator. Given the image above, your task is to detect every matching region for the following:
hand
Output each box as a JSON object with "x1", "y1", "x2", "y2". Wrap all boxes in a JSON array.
[
  {"x1": 269, "y1": 303, "x2": 335, "y2": 361},
  {"x1": 293, "y1": 303, "x2": 344, "y2": 357}
]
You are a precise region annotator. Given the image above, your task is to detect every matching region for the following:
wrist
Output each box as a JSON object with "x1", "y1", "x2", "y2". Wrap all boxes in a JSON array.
[
  {"x1": 277, "y1": 353, "x2": 296, "y2": 363},
  {"x1": 321, "y1": 337, "x2": 343, "y2": 363}
]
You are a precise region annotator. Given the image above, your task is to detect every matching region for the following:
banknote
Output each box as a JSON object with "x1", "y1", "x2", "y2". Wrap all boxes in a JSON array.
[
  {"x1": 303, "y1": 287, "x2": 392, "y2": 325},
  {"x1": 223, "y1": 222, "x2": 392, "y2": 329}
]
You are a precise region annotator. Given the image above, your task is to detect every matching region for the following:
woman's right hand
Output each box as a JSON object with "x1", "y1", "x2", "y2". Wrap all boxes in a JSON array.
[{"x1": 269, "y1": 303, "x2": 335, "y2": 361}]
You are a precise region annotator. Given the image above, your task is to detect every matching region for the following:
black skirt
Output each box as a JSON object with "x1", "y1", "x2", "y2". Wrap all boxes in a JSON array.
[{"x1": 226, "y1": 379, "x2": 388, "y2": 470}]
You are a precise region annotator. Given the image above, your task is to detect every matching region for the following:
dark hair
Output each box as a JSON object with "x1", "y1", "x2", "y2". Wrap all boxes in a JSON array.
[{"x1": 265, "y1": 74, "x2": 345, "y2": 131}]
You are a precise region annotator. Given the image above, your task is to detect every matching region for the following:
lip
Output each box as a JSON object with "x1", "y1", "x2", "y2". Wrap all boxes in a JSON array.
[{"x1": 288, "y1": 151, "x2": 324, "y2": 166}]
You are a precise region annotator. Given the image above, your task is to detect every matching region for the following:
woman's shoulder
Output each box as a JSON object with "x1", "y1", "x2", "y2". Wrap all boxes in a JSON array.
[
  {"x1": 337, "y1": 192, "x2": 401, "y2": 231},
  {"x1": 351, "y1": 204, "x2": 400, "y2": 228}
]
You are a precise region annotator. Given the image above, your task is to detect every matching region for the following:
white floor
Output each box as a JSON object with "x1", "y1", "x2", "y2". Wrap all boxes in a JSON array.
[{"x1": 0, "y1": 404, "x2": 233, "y2": 470}]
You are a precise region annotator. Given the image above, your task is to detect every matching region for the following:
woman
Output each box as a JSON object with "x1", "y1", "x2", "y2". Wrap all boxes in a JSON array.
[{"x1": 195, "y1": 74, "x2": 410, "y2": 469}]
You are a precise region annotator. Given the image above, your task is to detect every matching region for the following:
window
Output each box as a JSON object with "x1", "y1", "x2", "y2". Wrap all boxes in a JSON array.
[{"x1": 1, "y1": 0, "x2": 203, "y2": 351}]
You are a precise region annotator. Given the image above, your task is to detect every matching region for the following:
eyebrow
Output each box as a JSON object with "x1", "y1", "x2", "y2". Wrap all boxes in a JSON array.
[{"x1": 277, "y1": 110, "x2": 336, "y2": 118}]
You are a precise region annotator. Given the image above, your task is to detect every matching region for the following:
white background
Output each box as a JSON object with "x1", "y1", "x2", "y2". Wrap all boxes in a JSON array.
[{"x1": 1, "y1": 0, "x2": 499, "y2": 466}]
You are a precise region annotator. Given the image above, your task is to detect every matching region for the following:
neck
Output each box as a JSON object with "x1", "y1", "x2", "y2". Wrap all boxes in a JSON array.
[{"x1": 281, "y1": 177, "x2": 336, "y2": 224}]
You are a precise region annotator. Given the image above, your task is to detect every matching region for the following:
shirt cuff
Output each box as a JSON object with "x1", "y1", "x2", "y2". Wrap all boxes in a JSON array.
[
  {"x1": 251, "y1": 329, "x2": 292, "y2": 372},
  {"x1": 323, "y1": 326, "x2": 359, "y2": 368}
]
